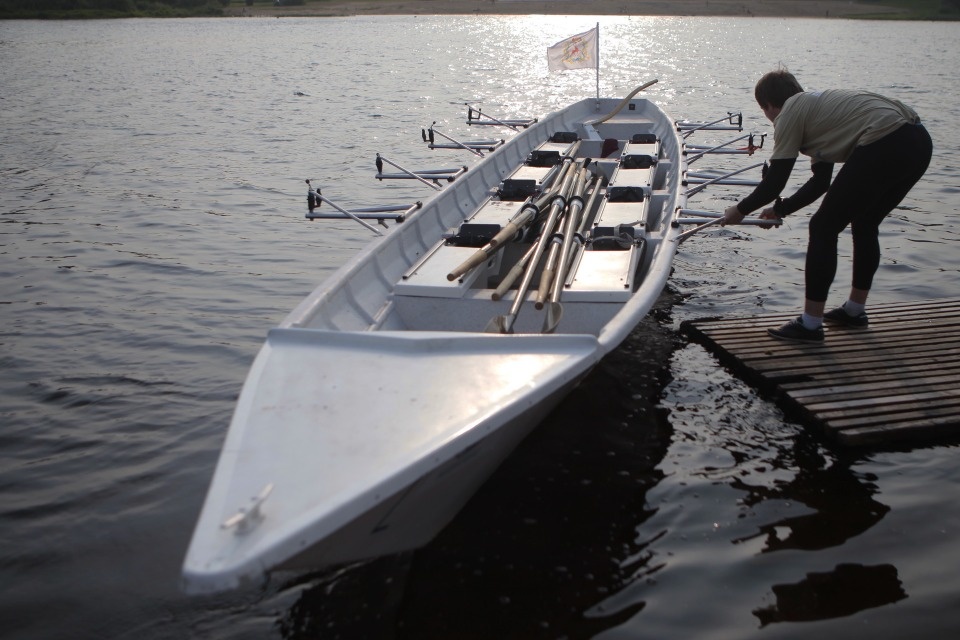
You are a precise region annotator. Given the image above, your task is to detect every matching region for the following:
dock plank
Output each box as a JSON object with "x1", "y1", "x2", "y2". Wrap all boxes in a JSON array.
[{"x1": 680, "y1": 297, "x2": 960, "y2": 446}]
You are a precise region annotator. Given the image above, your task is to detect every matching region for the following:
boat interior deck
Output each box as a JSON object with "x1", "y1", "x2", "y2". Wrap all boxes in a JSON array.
[{"x1": 390, "y1": 119, "x2": 676, "y2": 334}]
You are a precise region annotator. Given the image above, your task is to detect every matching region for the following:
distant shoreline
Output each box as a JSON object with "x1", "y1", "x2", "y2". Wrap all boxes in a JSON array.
[{"x1": 226, "y1": 0, "x2": 905, "y2": 19}]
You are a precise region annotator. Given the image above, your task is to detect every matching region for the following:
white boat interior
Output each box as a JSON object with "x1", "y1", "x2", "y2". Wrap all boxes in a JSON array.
[{"x1": 290, "y1": 97, "x2": 683, "y2": 341}]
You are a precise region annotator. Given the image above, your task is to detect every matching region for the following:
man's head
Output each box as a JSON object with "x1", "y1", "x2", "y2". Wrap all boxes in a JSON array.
[{"x1": 754, "y1": 70, "x2": 804, "y2": 121}]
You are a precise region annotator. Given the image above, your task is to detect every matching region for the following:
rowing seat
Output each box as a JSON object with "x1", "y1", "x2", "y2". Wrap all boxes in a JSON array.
[
  {"x1": 394, "y1": 200, "x2": 528, "y2": 297},
  {"x1": 608, "y1": 159, "x2": 656, "y2": 198},
  {"x1": 565, "y1": 177, "x2": 649, "y2": 301},
  {"x1": 505, "y1": 137, "x2": 578, "y2": 185},
  {"x1": 563, "y1": 240, "x2": 645, "y2": 303}
]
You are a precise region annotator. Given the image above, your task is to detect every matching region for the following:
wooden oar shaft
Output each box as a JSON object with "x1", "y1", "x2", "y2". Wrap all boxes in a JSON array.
[
  {"x1": 447, "y1": 158, "x2": 577, "y2": 282},
  {"x1": 490, "y1": 179, "x2": 563, "y2": 250},
  {"x1": 540, "y1": 170, "x2": 594, "y2": 334},
  {"x1": 446, "y1": 199, "x2": 543, "y2": 281},
  {"x1": 446, "y1": 245, "x2": 498, "y2": 282}
]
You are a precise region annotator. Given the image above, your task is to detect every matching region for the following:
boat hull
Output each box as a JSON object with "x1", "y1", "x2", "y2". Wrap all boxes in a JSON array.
[
  {"x1": 183, "y1": 95, "x2": 687, "y2": 593},
  {"x1": 275, "y1": 370, "x2": 582, "y2": 573},
  {"x1": 182, "y1": 331, "x2": 602, "y2": 593}
]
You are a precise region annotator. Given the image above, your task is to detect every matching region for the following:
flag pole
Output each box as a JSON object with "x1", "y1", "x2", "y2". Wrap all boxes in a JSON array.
[{"x1": 595, "y1": 22, "x2": 600, "y2": 109}]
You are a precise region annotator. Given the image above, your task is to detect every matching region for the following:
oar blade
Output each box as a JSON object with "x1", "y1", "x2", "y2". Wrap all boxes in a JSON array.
[
  {"x1": 542, "y1": 302, "x2": 563, "y2": 334},
  {"x1": 484, "y1": 314, "x2": 514, "y2": 334}
]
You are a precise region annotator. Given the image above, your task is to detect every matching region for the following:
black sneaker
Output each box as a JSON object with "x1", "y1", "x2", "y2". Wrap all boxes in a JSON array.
[
  {"x1": 823, "y1": 306, "x2": 869, "y2": 328},
  {"x1": 768, "y1": 317, "x2": 824, "y2": 343}
]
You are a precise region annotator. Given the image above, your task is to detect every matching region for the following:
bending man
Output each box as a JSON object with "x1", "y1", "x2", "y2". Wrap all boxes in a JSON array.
[{"x1": 721, "y1": 70, "x2": 932, "y2": 342}]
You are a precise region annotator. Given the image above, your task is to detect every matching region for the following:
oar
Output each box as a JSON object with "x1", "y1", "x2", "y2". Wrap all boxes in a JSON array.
[
  {"x1": 445, "y1": 155, "x2": 575, "y2": 282},
  {"x1": 445, "y1": 197, "x2": 542, "y2": 282},
  {"x1": 491, "y1": 243, "x2": 538, "y2": 301},
  {"x1": 542, "y1": 168, "x2": 599, "y2": 333},
  {"x1": 543, "y1": 169, "x2": 607, "y2": 328},
  {"x1": 586, "y1": 79, "x2": 659, "y2": 126},
  {"x1": 676, "y1": 216, "x2": 723, "y2": 243},
  {"x1": 534, "y1": 231, "x2": 566, "y2": 311},
  {"x1": 486, "y1": 145, "x2": 580, "y2": 249},
  {"x1": 485, "y1": 164, "x2": 578, "y2": 334},
  {"x1": 536, "y1": 164, "x2": 589, "y2": 309}
]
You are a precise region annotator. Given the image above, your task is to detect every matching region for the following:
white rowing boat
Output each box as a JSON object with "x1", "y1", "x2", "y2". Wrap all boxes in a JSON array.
[{"x1": 182, "y1": 82, "x2": 767, "y2": 593}]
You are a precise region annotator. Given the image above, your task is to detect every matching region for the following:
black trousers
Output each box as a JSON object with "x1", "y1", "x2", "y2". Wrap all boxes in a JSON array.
[{"x1": 805, "y1": 122, "x2": 933, "y2": 302}]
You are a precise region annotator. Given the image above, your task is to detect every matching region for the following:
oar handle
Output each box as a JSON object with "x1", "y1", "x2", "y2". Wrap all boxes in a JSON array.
[
  {"x1": 446, "y1": 203, "x2": 539, "y2": 281},
  {"x1": 447, "y1": 248, "x2": 495, "y2": 282},
  {"x1": 488, "y1": 207, "x2": 536, "y2": 248}
]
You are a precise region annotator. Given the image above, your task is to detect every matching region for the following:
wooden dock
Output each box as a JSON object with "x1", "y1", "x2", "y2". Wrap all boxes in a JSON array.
[{"x1": 680, "y1": 297, "x2": 960, "y2": 446}]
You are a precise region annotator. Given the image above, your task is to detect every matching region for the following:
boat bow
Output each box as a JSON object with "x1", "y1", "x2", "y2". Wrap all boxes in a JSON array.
[{"x1": 183, "y1": 329, "x2": 600, "y2": 593}]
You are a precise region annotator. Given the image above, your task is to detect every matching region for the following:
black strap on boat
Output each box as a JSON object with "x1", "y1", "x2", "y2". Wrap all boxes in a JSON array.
[
  {"x1": 498, "y1": 179, "x2": 538, "y2": 201},
  {"x1": 621, "y1": 154, "x2": 657, "y2": 170},
  {"x1": 528, "y1": 149, "x2": 562, "y2": 167},
  {"x1": 447, "y1": 223, "x2": 503, "y2": 248},
  {"x1": 631, "y1": 133, "x2": 658, "y2": 144},
  {"x1": 607, "y1": 185, "x2": 646, "y2": 203},
  {"x1": 591, "y1": 226, "x2": 643, "y2": 250},
  {"x1": 549, "y1": 131, "x2": 579, "y2": 143}
]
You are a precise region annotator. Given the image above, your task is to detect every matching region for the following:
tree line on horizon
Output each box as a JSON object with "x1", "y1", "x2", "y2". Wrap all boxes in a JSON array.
[
  {"x1": 1, "y1": 0, "x2": 958, "y2": 19},
  {"x1": 0, "y1": 0, "x2": 229, "y2": 18}
]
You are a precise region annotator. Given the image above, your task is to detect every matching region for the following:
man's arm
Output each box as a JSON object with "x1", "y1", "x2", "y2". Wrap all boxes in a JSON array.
[{"x1": 771, "y1": 161, "x2": 834, "y2": 216}]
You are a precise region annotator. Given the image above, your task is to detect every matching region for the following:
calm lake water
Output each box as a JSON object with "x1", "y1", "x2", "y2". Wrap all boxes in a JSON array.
[{"x1": 2, "y1": 14, "x2": 959, "y2": 639}]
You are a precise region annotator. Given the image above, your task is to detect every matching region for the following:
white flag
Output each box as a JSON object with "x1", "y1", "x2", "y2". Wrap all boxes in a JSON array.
[{"x1": 547, "y1": 27, "x2": 598, "y2": 72}]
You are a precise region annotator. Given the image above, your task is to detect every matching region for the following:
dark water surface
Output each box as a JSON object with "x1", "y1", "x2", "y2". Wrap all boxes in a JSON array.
[{"x1": 2, "y1": 15, "x2": 959, "y2": 639}]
